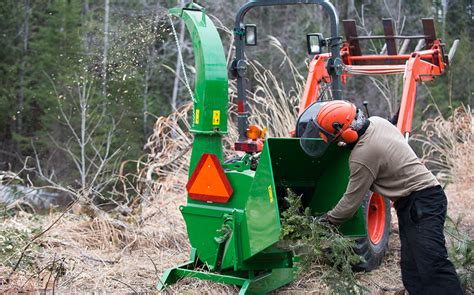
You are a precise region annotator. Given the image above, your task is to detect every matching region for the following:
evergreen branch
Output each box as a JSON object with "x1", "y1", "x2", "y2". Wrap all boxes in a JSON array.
[{"x1": 280, "y1": 189, "x2": 366, "y2": 294}]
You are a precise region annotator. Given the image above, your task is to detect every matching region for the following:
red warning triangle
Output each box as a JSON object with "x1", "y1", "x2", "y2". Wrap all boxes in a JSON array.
[{"x1": 186, "y1": 154, "x2": 233, "y2": 203}]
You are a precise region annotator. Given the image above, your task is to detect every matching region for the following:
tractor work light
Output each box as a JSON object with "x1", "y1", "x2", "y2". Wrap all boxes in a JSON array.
[
  {"x1": 307, "y1": 33, "x2": 326, "y2": 55},
  {"x1": 245, "y1": 24, "x2": 257, "y2": 46}
]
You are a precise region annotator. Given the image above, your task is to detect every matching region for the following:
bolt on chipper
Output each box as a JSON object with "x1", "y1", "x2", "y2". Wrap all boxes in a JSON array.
[{"x1": 158, "y1": 1, "x2": 458, "y2": 293}]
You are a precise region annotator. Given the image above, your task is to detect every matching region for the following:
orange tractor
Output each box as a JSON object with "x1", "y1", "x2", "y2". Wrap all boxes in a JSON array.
[{"x1": 234, "y1": 5, "x2": 458, "y2": 270}]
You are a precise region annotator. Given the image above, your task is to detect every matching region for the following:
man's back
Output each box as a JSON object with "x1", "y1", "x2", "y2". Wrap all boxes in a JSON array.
[{"x1": 350, "y1": 116, "x2": 439, "y2": 200}]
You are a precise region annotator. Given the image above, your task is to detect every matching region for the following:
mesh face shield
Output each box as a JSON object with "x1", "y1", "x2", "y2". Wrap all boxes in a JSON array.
[
  {"x1": 299, "y1": 118, "x2": 335, "y2": 158},
  {"x1": 297, "y1": 101, "x2": 363, "y2": 158}
]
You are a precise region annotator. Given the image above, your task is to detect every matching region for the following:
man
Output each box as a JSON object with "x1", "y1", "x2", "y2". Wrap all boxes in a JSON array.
[{"x1": 299, "y1": 100, "x2": 463, "y2": 294}]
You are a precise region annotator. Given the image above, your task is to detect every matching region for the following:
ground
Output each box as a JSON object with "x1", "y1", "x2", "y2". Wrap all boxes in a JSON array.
[{"x1": 0, "y1": 181, "x2": 471, "y2": 294}]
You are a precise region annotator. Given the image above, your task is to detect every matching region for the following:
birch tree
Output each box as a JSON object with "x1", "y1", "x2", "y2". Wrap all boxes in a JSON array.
[{"x1": 39, "y1": 76, "x2": 122, "y2": 201}]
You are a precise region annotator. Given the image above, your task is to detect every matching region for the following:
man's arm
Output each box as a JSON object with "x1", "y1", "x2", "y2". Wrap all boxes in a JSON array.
[{"x1": 326, "y1": 161, "x2": 375, "y2": 225}]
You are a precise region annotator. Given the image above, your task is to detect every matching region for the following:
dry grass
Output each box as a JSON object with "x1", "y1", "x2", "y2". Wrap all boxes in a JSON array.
[
  {"x1": 1, "y1": 36, "x2": 306, "y2": 294},
  {"x1": 1, "y1": 37, "x2": 472, "y2": 294},
  {"x1": 1, "y1": 115, "x2": 471, "y2": 293},
  {"x1": 414, "y1": 106, "x2": 473, "y2": 185},
  {"x1": 413, "y1": 105, "x2": 474, "y2": 230},
  {"x1": 1, "y1": 196, "x2": 189, "y2": 293}
]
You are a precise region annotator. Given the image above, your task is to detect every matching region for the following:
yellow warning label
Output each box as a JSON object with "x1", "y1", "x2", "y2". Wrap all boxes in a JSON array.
[
  {"x1": 195, "y1": 109, "x2": 200, "y2": 124},
  {"x1": 268, "y1": 185, "x2": 273, "y2": 204},
  {"x1": 212, "y1": 110, "x2": 220, "y2": 125}
]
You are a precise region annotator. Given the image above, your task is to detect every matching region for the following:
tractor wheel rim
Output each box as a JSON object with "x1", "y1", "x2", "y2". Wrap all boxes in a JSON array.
[{"x1": 367, "y1": 193, "x2": 386, "y2": 245}]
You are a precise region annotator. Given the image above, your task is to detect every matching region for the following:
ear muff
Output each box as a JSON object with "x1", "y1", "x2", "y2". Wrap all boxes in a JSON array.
[{"x1": 341, "y1": 128, "x2": 358, "y2": 143}]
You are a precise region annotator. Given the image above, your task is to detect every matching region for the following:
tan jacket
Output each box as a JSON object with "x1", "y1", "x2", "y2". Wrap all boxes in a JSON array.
[{"x1": 327, "y1": 116, "x2": 439, "y2": 224}]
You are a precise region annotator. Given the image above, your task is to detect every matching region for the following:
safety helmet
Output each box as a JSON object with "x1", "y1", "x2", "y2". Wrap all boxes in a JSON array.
[
  {"x1": 298, "y1": 100, "x2": 361, "y2": 158},
  {"x1": 317, "y1": 100, "x2": 358, "y2": 143}
]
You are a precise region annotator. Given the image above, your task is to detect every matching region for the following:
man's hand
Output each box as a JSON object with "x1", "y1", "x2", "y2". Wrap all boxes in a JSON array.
[{"x1": 315, "y1": 213, "x2": 335, "y2": 227}]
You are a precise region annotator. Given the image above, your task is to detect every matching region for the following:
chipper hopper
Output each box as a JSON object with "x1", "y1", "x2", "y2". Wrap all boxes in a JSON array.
[{"x1": 158, "y1": 1, "x2": 457, "y2": 293}]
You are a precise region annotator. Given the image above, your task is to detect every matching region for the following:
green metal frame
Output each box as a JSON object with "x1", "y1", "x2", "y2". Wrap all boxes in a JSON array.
[
  {"x1": 158, "y1": 248, "x2": 298, "y2": 294},
  {"x1": 169, "y1": 5, "x2": 229, "y2": 173},
  {"x1": 266, "y1": 138, "x2": 366, "y2": 236},
  {"x1": 159, "y1": 3, "x2": 367, "y2": 294}
]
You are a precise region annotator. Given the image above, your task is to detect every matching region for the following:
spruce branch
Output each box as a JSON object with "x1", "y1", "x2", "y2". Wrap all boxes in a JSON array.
[{"x1": 280, "y1": 189, "x2": 367, "y2": 294}]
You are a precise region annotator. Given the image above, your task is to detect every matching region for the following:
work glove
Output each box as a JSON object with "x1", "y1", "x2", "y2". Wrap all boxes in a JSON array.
[{"x1": 315, "y1": 213, "x2": 334, "y2": 228}]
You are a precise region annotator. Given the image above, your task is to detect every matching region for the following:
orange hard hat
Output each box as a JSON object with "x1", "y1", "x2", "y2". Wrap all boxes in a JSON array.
[{"x1": 316, "y1": 100, "x2": 358, "y2": 143}]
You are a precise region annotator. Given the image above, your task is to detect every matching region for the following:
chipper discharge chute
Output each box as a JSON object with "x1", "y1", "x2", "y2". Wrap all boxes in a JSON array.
[{"x1": 159, "y1": 1, "x2": 455, "y2": 293}]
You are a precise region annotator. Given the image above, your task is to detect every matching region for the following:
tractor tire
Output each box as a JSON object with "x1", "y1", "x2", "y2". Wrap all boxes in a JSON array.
[{"x1": 353, "y1": 192, "x2": 391, "y2": 272}]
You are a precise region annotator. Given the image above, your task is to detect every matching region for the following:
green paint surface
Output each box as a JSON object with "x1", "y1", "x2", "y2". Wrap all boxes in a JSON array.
[
  {"x1": 267, "y1": 137, "x2": 366, "y2": 236},
  {"x1": 163, "y1": 7, "x2": 366, "y2": 294},
  {"x1": 169, "y1": 8, "x2": 229, "y2": 172}
]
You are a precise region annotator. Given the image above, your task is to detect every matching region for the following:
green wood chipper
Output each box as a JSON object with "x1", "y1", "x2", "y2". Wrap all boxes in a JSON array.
[{"x1": 158, "y1": 0, "x2": 456, "y2": 293}]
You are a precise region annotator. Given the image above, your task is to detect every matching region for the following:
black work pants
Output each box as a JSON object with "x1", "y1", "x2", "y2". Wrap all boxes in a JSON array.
[{"x1": 394, "y1": 185, "x2": 463, "y2": 294}]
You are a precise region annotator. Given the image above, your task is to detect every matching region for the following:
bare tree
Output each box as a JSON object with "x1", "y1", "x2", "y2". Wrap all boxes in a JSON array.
[
  {"x1": 38, "y1": 75, "x2": 123, "y2": 203},
  {"x1": 82, "y1": 0, "x2": 91, "y2": 53},
  {"x1": 17, "y1": 0, "x2": 30, "y2": 135},
  {"x1": 441, "y1": 0, "x2": 451, "y2": 42},
  {"x1": 142, "y1": 3, "x2": 163, "y2": 140},
  {"x1": 102, "y1": 0, "x2": 110, "y2": 97},
  {"x1": 170, "y1": 0, "x2": 186, "y2": 112}
]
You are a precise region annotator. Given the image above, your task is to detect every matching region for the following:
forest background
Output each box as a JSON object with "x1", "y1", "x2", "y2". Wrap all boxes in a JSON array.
[
  {"x1": 0, "y1": 0, "x2": 472, "y2": 200},
  {"x1": 0, "y1": 0, "x2": 473, "y2": 292}
]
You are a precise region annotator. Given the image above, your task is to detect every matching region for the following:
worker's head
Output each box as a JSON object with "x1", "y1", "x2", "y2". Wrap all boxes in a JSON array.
[{"x1": 300, "y1": 100, "x2": 366, "y2": 157}]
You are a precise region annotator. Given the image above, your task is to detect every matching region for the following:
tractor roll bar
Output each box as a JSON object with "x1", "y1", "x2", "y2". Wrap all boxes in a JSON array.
[{"x1": 233, "y1": 0, "x2": 343, "y2": 142}]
